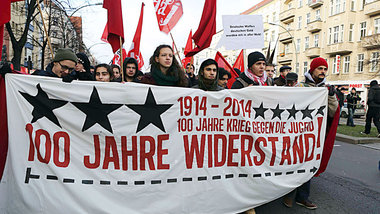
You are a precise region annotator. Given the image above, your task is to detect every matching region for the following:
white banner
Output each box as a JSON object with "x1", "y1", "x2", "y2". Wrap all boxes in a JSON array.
[
  {"x1": 217, "y1": 15, "x2": 264, "y2": 50},
  {"x1": 1, "y1": 74, "x2": 328, "y2": 214}
]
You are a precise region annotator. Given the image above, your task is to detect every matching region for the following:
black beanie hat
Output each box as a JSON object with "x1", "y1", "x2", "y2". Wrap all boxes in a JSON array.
[
  {"x1": 248, "y1": 51, "x2": 266, "y2": 68},
  {"x1": 76, "y1": 53, "x2": 91, "y2": 73},
  {"x1": 53, "y1": 48, "x2": 77, "y2": 63},
  {"x1": 370, "y1": 80, "x2": 378, "y2": 87}
]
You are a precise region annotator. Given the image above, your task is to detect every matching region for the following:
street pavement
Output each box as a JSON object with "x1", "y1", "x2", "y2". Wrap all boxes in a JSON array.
[{"x1": 254, "y1": 141, "x2": 380, "y2": 214}]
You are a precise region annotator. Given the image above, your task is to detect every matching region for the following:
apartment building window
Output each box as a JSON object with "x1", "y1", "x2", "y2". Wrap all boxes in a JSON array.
[
  {"x1": 342, "y1": 0, "x2": 346, "y2": 11},
  {"x1": 357, "y1": 54, "x2": 364, "y2": 73},
  {"x1": 360, "y1": 22, "x2": 366, "y2": 39},
  {"x1": 272, "y1": 12, "x2": 276, "y2": 22},
  {"x1": 343, "y1": 56, "x2": 350, "y2": 73},
  {"x1": 349, "y1": 24, "x2": 354, "y2": 41},
  {"x1": 375, "y1": 18, "x2": 380, "y2": 34},
  {"x1": 370, "y1": 52, "x2": 379, "y2": 72},
  {"x1": 316, "y1": 9, "x2": 321, "y2": 20},
  {"x1": 265, "y1": 32, "x2": 269, "y2": 41},
  {"x1": 303, "y1": 62, "x2": 308, "y2": 73},
  {"x1": 298, "y1": 16, "x2": 302, "y2": 29},
  {"x1": 334, "y1": 26, "x2": 339, "y2": 43},
  {"x1": 305, "y1": 37, "x2": 310, "y2": 49},
  {"x1": 306, "y1": 13, "x2": 311, "y2": 24},
  {"x1": 314, "y1": 34, "x2": 319, "y2": 47},
  {"x1": 288, "y1": 3, "x2": 293, "y2": 9},
  {"x1": 329, "y1": 28, "x2": 332, "y2": 44},
  {"x1": 296, "y1": 39, "x2": 301, "y2": 53},
  {"x1": 351, "y1": 0, "x2": 355, "y2": 11},
  {"x1": 285, "y1": 43, "x2": 290, "y2": 54},
  {"x1": 296, "y1": 62, "x2": 300, "y2": 73},
  {"x1": 266, "y1": 15, "x2": 270, "y2": 23},
  {"x1": 332, "y1": 58, "x2": 338, "y2": 74},
  {"x1": 271, "y1": 31, "x2": 275, "y2": 42},
  {"x1": 330, "y1": 0, "x2": 334, "y2": 15},
  {"x1": 340, "y1": 24, "x2": 344, "y2": 42},
  {"x1": 336, "y1": 0, "x2": 341, "y2": 13},
  {"x1": 299, "y1": 0, "x2": 303, "y2": 7},
  {"x1": 286, "y1": 23, "x2": 291, "y2": 30}
]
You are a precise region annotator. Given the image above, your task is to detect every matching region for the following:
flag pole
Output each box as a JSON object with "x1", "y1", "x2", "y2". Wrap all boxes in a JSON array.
[
  {"x1": 37, "y1": 0, "x2": 54, "y2": 59},
  {"x1": 119, "y1": 36, "x2": 124, "y2": 82},
  {"x1": 169, "y1": 32, "x2": 183, "y2": 66}
]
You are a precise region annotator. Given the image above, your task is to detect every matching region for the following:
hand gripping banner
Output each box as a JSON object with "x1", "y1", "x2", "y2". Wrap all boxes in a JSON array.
[{"x1": 1, "y1": 74, "x2": 328, "y2": 213}]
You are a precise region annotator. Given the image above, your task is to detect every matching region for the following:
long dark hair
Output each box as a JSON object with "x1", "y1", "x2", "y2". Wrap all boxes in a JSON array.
[
  {"x1": 94, "y1": 63, "x2": 114, "y2": 81},
  {"x1": 198, "y1": 59, "x2": 219, "y2": 90},
  {"x1": 149, "y1": 44, "x2": 188, "y2": 87}
]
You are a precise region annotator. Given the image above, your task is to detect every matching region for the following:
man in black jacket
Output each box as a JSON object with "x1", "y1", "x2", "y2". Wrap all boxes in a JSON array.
[
  {"x1": 362, "y1": 80, "x2": 380, "y2": 137},
  {"x1": 346, "y1": 87, "x2": 360, "y2": 127}
]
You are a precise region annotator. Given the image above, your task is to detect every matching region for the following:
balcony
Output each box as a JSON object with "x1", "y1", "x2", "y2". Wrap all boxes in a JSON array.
[
  {"x1": 362, "y1": 34, "x2": 380, "y2": 49},
  {"x1": 280, "y1": 8, "x2": 295, "y2": 24},
  {"x1": 279, "y1": 29, "x2": 294, "y2": 43},
  {"x1": 307, "y1": 20, "x2": 322, "y2": 32},
  {"x1": 278, "y1": 53, "x2": 294, "y2": 63},
  {"x1": 308, "y1": 0, "x2": 323, "y2": 8},
  {"x1": 325, "y1": 43, "x2": 352, "y2": 55},
  {"x1": 364, "y1": 0, "x2": 380, "y2": 16},
  {"x1": 305, "y1": 47, "x2": 321, "y2": 57}
]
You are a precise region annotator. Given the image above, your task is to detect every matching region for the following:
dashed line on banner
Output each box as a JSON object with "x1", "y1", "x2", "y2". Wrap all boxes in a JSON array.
[{"x1": 24, "y1": 167, "x2": 318, "y2": 186}]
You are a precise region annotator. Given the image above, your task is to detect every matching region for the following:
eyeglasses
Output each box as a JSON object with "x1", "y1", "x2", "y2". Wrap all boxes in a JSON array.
[{"x1": 58, "y1": 62, "x2": 75, "y2": 72}]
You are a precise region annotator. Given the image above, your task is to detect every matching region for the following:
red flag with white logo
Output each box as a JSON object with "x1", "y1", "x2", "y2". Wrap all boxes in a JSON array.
[
  {"x1": 153, "y1": 0, "x2": 183, "y2": 34},
  {"x1": 112, "y1": 48, "x2": 127, "y2": 66},
  {"x1": 103, "y1": 0, "x2": 124, "y2": 53},
  {"x1": 127, "y1": 3, "x2": 145, "y2": 70},
  {"x1": 181, "y1": 30, "x2": 193, "y2": 67}
]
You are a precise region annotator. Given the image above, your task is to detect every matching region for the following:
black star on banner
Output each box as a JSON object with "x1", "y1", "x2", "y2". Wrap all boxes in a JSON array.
[
  {"x1": 253, "y1": 102, "x2": 268, "y2": 119},
  {"x1": 72, "y1": 87, "x2": 123, "y2": 133},
  {"x1": 19, "y1": 84, "x2": 67, "y2": 127},
  {"x1": 301, "y1": 105, "x2": 315, "y2": 120},
  {"x1": 316, "y1": 105, "x2": 326, "y2": 116},
  {"x1": 126, "y1": 88, "x2": 173, "y2": 133},
  {"x1": 287, "y1": 104, "x2": 299, "y2": 120},
  {"x1": 271, "y1": 104, "x2": 285, "y2": 120}
]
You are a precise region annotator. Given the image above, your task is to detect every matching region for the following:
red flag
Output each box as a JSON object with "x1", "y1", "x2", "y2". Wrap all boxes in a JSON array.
[
  {"x1": 153, "y1": 0, "x2": 183, "y2": 34},
  {"x1": 230, "y1": 49, "x2": 244, "y2": 87},
  {"x1": 103, "y1": 0, "x2": 124, "y2": 53},
  {"x1": 100, "y1": 23, "x2": 109, "y2": 43},
  {"x1": 185, "y1": 0, "x2": 216, "y2": 57},
  {"x1": 181, "y1": 30, "x2": 193, "y2": 67},
  {"x1": 112, "y1": 48, "x2": 127, "y2": 66},
  {"x1": 127, "y1": 3, "x2": 145, "y2": 70},
  {"x1": 0, "y1": 0, "x2": 23, "y2": 60},
  {"x1": 215, "y1": 52, "x2": 236, "y2": 89}
]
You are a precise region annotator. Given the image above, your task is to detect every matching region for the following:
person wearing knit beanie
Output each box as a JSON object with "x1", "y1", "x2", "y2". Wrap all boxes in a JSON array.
[{"x1": 308, "y1": 57, "x2": 328, "y2": 85}]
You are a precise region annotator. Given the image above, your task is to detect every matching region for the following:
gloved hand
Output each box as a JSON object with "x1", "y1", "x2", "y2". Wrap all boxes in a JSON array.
[
  {"x1": 62, "y1": 75, "x2": 75, "y2": 83},
  {"x1": 326, "y1": 84, "x2": 335, "y2": 96},
  {"x1": 0, "y1": 61, "x2": 12, "y2": 78}
]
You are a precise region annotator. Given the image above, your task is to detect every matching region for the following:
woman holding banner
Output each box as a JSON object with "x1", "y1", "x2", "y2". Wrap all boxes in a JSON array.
[{"x1": 141, "y1": 45, "x2": 188, "y2": 87}]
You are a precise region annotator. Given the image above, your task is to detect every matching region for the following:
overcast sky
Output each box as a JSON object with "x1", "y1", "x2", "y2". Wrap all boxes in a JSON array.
[{"x1": 73, "y1": 0, "x2": 261, "y2": 67}]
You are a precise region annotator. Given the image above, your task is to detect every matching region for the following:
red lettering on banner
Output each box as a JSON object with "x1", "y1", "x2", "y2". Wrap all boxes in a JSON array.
[
  {"x1": 240, "y1": 135, "x2": 254, "y2": 166},
  {"x1": 53, "y1": 132, "x2": 70, "y2": 167},
  {"x1": 253, "y1": 137, "x2": 266, "y2": 166},
  {"x1": 103, "y1": 136, "x2": 120, "y2": 170},
  {"x1": 316, "y1": 117, "x2": 323, "y2": 148},
  {"x1": 26, "y1": 123, "x2": 35, "y2": 161},
  {"x1": 227, "y1": 135, "x2": 239, "y2": 166},
  {"x1": 280, "y1": 136, "x2": 291, "y2": 165},
  {"x1": 35, "y1": 129, "x2": 51, "y2": 164},
  {"x1": 214, "y1": 134, "x2": 227, "y2": 167},
  {"x1": 208, "y1": 135, "x2": 213, "y2": 167},
  {"x1": 183, "y1": 134, "x2": 206, "y2": 169},
  {"x1": 121, "y1": 136, "x2": 138, "y2": 170},
  {"x1": 304, "y1": 134, "x2": 315, "y2": 162},
  {"x1": 292, "y1": 135, "x2": 304, "y2": 164},
  {"x1": 157, "y1": 134, "x2": 170, "y2": 170},
  {"x1": 140, "y1": 136, "x2": 156, "y2": 170},
  {"x1": 268, "y1": 137, "x2": 278, "y2": 166},
  {"x1": 84, "y1": 135, "x2": 101, "y2": 169}
]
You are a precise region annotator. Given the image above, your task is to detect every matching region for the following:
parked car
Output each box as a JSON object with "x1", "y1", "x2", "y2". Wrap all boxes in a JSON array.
[{"x1": 340, "y1": 103, "x2": 366, "y2": 118}]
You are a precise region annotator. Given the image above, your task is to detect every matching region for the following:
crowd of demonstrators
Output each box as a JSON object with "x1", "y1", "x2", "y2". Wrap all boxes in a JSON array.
[
  {"x1": 192, "y1": 59, "x2": 224, "y2": 91},
  {"x1": 346, "y1": 87, "x2": 361, "y2": 127},
  {"x1": 140, "y1": 44, "x2": 188, "y2": 87},
  {"x1": 361, "y1": 80, "x2": 380, "y2": 137},
  {"x1": 185, "y1": 63, "x2": 198, "y2": 87},
  {"x1": 111, "y1": 64, "x2": 122, "y2": 82},
  {"x1": 217, "y1": 67, "x2": 231, "y2": 89}
]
